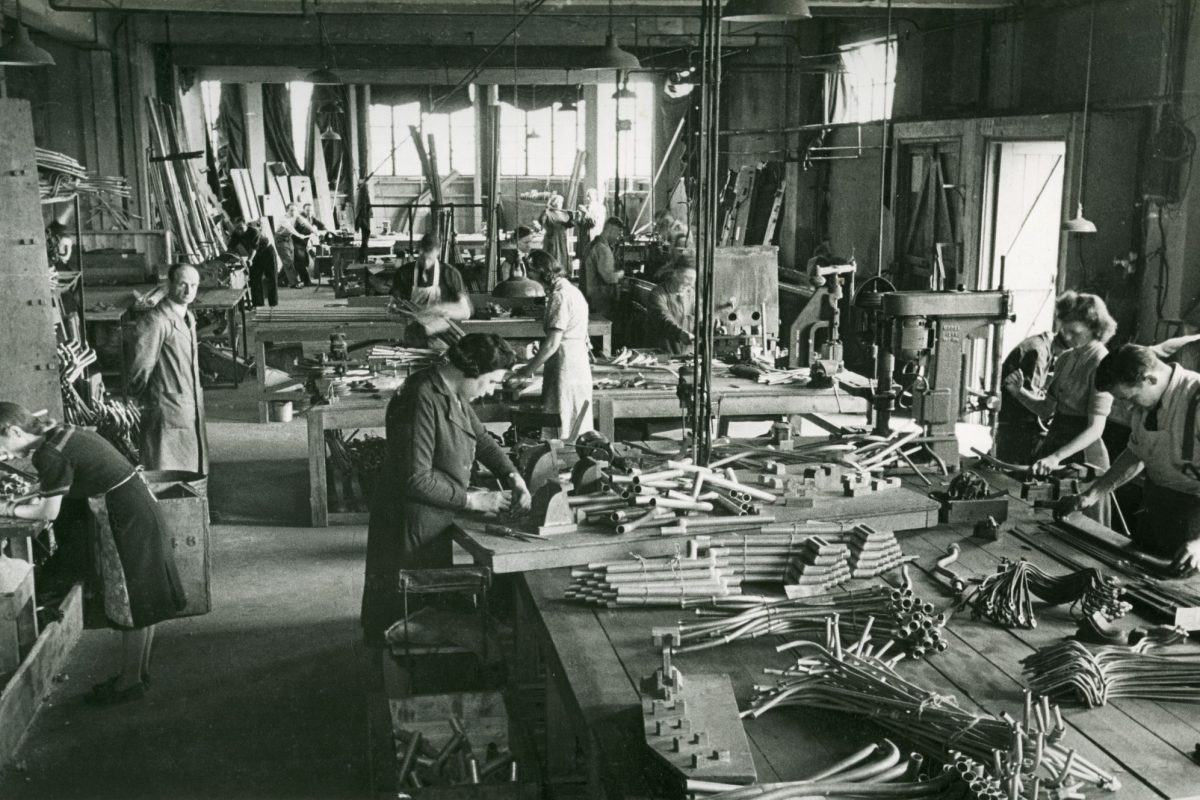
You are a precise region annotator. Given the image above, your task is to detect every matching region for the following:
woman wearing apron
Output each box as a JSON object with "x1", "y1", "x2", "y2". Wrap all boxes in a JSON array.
[
  {"x1": 389, "y1": 233, "x2": 472, "y2": 349},
  {"x1": 1070, "y1": 345, "x2": 1200, "y2": 572},
  {"x1": 361, "y1": 335, "x2": 531, "y2": 644},
  {"x1": 1004, "y1": 291, "x2": 1117, "y2": 525},
  {"x1": 0, "y1": 402, "x2": 185, "y2": 704},
  {"x1": 512, "y1": 250, "x2": 595, "y2": 438}
]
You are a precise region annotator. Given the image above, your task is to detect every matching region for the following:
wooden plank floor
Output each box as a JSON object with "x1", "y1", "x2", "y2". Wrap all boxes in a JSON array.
[{"x1": 521, "y1": 476, "x2": 1200, "y2": 799}]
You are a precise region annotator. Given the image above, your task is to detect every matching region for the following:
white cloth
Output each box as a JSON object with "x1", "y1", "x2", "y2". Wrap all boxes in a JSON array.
[{"x1": 1128, "y1": 363, "x2": 1200, "y2": 495}]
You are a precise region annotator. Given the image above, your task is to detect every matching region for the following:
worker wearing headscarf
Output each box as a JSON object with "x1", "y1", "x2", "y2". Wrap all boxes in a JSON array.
[
  {"x1": 538, "y1": 194, "x2": 574, "y2": 272},
  {"x1": 1004, "y1": 291, "x2": 1117, "y2": 525},
  {"x1": 512, "y1": 250, "x2": 594, "y2": 438},
  {"x1": 389, "y1": 232, "x2": 472, "y2": 348},
  {"x1": 361, "y1": 334, "x2": 531, "y2": 644},
  {"x1": 1067, "y1": 345, "x2": 1200, "y2": 573}
]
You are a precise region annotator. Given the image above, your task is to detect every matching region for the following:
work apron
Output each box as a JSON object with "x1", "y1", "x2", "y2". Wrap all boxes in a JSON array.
[
  {"x1": 404, "y1": 261, "x2": 445, "y2": 349},
  {"x1": 1129, "y1": 384, "x2": 1200, "y2": 558},
  {"x1": 1034, "y1": 414, "x2": 1110, "y2": 527},
  {"x1": 544, "y1": 338, "x2": 594, "y2": 439}
]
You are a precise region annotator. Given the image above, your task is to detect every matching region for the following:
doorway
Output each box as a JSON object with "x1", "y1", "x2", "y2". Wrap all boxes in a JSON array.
[{"x1": 980, "y1": 139, "x2": 1067, "y2": 356}]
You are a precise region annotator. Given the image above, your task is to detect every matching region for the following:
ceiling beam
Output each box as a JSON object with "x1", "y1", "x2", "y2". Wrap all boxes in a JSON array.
[
  {"x1": 49, "y1": 0, "x2": 1014, "y2": 13},
  {"x1": 12, "y1": 0, "x2": 100, "y2": 44}
]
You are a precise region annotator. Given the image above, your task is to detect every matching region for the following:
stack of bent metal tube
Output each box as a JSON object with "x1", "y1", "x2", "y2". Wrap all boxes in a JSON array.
[
  {"x1": 959, "y1": 560, "x2": 1131, "y2": 629},
  {"x1": 743, "y1": 618, "x2": 1119, "y2": 797},
  {"x1": 690, "y1": 742, "x2": 1007, "y2": 800},
  {"x1": 1021, "y1": 629, "x2": 1200, "y2": 707}
]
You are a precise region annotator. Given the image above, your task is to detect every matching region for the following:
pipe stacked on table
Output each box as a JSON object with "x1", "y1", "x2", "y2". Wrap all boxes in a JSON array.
[
  {"x1": 959, "y1": 560, "x2": 1132, "y2": 629},
  {"x1": 1022, "y1": 629, "x2": 1200, "y2": 707},
  {"x1": 690, "y1": 744, "x2": 1008, "y2": 800},
  {"x1": 744, "y1": 618, "x2": 1119, "y2": 794},
  {"x1": 671, "y1": 582, "x2": 950, "y2": 659}
]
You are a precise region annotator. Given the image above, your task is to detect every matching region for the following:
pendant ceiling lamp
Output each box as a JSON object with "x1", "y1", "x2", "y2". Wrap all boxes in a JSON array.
[
  {"x1": 1063, "y1": 0, "x2": 1097, "y2": 234},
  {"x1": 0, "y1": 1, "x2": 55, "y2": 67},
  {"x1": 580, "y1": 0, "x2": 640, "y2": 71},
  {"x1": 612, "y1": 79, "x2": 636, "y2": 100},
  {"x1": 319, "y1": 125, "x2": 342, "y2": 142},
  {"x1": 305, "y1": 8, "x2": 341, "y2": 85},
  {"x1": 721, "y1": 0, "x2": 812, "y2": 22}
]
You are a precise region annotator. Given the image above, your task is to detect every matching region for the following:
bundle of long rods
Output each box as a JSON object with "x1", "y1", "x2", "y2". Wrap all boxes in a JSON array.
[
  {"x1": 961, "y1": 560, "x2": 1131, "y2": 629},
  {"x1": 743, "y1": 620, "x2": 1119, "y2": 794},
  {"x1": 691, "y1": 744, "x2": 1005, "y2": 800},
  {"x1": 1021, "y1": 631, "x2": 1200, "y2": 708},
  {"x1": 672, "y1": 583, "x2": 948, "y2": 659}
]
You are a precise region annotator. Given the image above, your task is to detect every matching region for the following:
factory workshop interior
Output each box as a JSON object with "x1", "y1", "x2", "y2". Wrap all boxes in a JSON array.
[{"x1": 4, "y1": 0, "x2": 1200, "y2": 798}]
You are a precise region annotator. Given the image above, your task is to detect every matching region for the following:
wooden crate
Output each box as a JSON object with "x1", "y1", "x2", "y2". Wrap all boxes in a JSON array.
[
  {"x1": 147, "y1": 474, "x2": 212, "y2": 617},
  {"x1": 0, "y1": 558, "x2": 36, "y2": 677}
]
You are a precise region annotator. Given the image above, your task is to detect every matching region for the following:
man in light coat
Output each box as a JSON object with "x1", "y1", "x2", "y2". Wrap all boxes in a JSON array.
[{"x1": 128, "y1": 264, "x2": 209, "y2": 475}]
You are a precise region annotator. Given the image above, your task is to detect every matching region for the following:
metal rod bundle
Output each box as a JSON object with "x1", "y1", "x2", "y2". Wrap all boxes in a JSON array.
[
  {"x1": 691, "y1": 744, "x2": 1005, "y2": 800},
  {"x1": 959, "y1": 559, "x2": 1131, "y2": 629},
  {"x1": 565, "y1": 550, "x2": 742, "y2": 606},
  {"x1": 743, "y1": 621, "x2": 1119, "y2": 794},
  {"x1": 671, "y1": 582, "x2": 949, "y2": 660},
  {"x1": 1021, "y1": 630, "x2": 1200, "y2": 707}
]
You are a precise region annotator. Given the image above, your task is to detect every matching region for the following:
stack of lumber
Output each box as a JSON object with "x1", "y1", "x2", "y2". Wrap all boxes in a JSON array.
[{"x1": 145, "y1": 98, "x2": 226, "y2": 262}]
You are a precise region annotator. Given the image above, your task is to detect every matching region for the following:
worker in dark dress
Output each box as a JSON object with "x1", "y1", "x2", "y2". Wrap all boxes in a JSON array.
[
  {"x1": 0, "y1": 403, "x2": 185, "y2": 703},
  {"x1": 1004, "y1": 291, "x2": 1117, "y2": 525},
  {"x1": 389, "y1": 232, "x2": 473, "y2": 348},
  {"x1": 1066, "y1": 345, "x2": 1200, "y2": 573},
  {"x1": 360, "y1": 334, "x2": 532, "y2": 644},
  {"x1": 230, "y1": 218, "x2": 279, "y2": 308},
  {"x1": 582, "y1": 217, "x2": 625, "y2": 322},
  {"x1": 995, "y1": 328, "x2": 1066, "y2": 463},
  {"x1": 538, "y1": 194, "x2": 574, "y2": 273},
  {"x1": 127, "y1": 264, "x2": 209, "y2": 475},
  {"x1": 647, "y1": 261, "x2": 696, "y2": 355}
]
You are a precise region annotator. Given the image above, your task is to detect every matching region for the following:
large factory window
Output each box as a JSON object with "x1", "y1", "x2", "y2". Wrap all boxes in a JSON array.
[
  {"x1": 499, "y1": 101, "x2": 585, "y2": 177},
  {"x1": 827, "y1": 37, "x2": 896, "y2": 124},
  {"x1": 369, "y1": 102, "x2": 476, "y2": 177}
]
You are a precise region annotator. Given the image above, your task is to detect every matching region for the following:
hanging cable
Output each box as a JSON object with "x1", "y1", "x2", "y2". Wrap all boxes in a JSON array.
[{"x1": 874, "y1": 0, "x2": 894, "y2": 277}]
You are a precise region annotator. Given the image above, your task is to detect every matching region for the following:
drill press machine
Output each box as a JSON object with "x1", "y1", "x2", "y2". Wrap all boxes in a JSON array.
[{"x1": 872, "y1": 289, "x2": 1014, "y2": 472}]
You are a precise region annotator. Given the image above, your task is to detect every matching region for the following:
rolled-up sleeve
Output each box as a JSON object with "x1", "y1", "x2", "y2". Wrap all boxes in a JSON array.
[{"x1": 400, "y1": 390, "x2": 468, "y2": 511}]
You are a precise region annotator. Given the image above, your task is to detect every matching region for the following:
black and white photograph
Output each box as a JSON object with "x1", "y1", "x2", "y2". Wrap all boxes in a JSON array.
[{"x1": 2, "y1": 0, "x2": 1200, "y2": 797}]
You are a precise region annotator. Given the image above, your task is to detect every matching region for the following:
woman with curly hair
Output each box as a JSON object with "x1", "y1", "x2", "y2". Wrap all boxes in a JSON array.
[
  {"x1": 1004, "y1": 291, "x2": 1117, "y2": 524},
  {"x1": 361, "y1": 334, "x2": 532, "y2": 644}
]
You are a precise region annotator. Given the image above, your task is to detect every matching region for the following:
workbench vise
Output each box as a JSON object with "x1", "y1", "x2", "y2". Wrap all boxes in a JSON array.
[{"x1": 873, "y1": 289, "x2": 1014, "y2": 472}]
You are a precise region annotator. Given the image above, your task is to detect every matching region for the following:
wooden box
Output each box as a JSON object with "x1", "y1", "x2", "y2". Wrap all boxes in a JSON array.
[{"x1": 0, "y1": 557, "x2": 36, "y2": 677}]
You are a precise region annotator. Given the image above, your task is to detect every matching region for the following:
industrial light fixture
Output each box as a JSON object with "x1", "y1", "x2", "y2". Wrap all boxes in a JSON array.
[
  {"x1": 0, "y1": 1, "x2": 55, "y2": 67},
  {"x1": 580, "y1": 0, "x2": 640, "y2": 70},
  {"x1": 319, "y1": 125, "x2": 342, "y2": 142},
  {"x1": 721, "y1": 0, "x2": 812, "y2": 22},
  {"x1": 1063, "y1": 0, "x2": 1098, "y2": 234},
  {"x1": 304, "y1": 8, "x2": 341, "y2": 85},
  {"x1": 558, "y1": 85, "x2": 581, "y2": 112},
  {"x1": 612, "y1": 79, "x2": 636, "y2": 100}
]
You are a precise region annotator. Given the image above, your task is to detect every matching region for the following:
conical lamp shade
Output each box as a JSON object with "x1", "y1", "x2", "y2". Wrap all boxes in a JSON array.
[
  {"x1": 581, "y1": 33, "x2": 640, "y2": 71},
  {"x1": 558, "y1": 99, "x2": 578, "y2": 112},
  {"x1": 722, "y1": 0, "x2": 812, "y2": 22},
  {"x1": 1062, "y1": 203, "x2": 1097, "y2": 234},
  {"x1": 305, "y1": 66, "x2": 341, "y2": 85},
  {"x1": 319, "y1": 126, "x2": 342, "y2": 142},
  {"x1": 0, "y1": 23, "x2": 55, "y2": 67}
]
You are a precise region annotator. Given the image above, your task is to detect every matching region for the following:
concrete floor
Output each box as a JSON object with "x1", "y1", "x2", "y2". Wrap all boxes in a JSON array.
[{"x1": 0, "y1": 375, "x2": 372, "y2": 800}]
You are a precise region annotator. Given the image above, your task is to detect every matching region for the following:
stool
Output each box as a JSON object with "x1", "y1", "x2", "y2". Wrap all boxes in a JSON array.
[
  {"x1": 0, "y1": 555, "x2": 37, "y2": 676},
  {"x1": 391, "y1": 567, "x2": 493, "y2": 665}
]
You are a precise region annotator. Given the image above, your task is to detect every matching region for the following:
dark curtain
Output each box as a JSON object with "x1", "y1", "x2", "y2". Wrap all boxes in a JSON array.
[
  {"x1": 496, "y1": 85, "x2": 578, "y2": 111},
  {"x1": 262, "y1": 83, "x2": 302, "y2": 174},
  {"x1": 305, "y1": 84, "x2": 354, "y2": 226},
  {"x1": 370, "y1": 84, "x2": 474, "y2": 113},
  {"x1": 217, "y1": 83, "x2": 246, "y2": 170}
]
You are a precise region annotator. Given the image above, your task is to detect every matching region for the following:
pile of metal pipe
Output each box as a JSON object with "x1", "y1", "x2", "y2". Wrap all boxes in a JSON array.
[
  {"x1": 1021, "y1": 630, "x2": 1200, "y2": 707},
  {"x1": 565, "y1": 550, "x2": 742, "y2": 606},
  {"x1": 690, "y1": 745, "x2": 1007, "y2": 800},
  {"x1": 396, "y1": 717, "x2": 521, "y2": 789},
  {"x1": 960, "y1": 559, "x2": 1131, "y2": 629},
  {"x1": 672, "y1": 582, "x2": 949, "y2": 659},
  {"x1": 744, "y1": 620, "x2": 1119, "y2": 794}
]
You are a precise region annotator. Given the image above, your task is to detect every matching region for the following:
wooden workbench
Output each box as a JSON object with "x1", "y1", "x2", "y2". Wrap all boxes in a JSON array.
[
  {"x1": 592, "y1": 371, "x2": 869, "y2": 440},
  {"x1": 252, "y1": 307, "x2": 613, "y2": 422},
  {"x1": 506, "y1": 481, "x2": 1200, "y2": 800}
]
